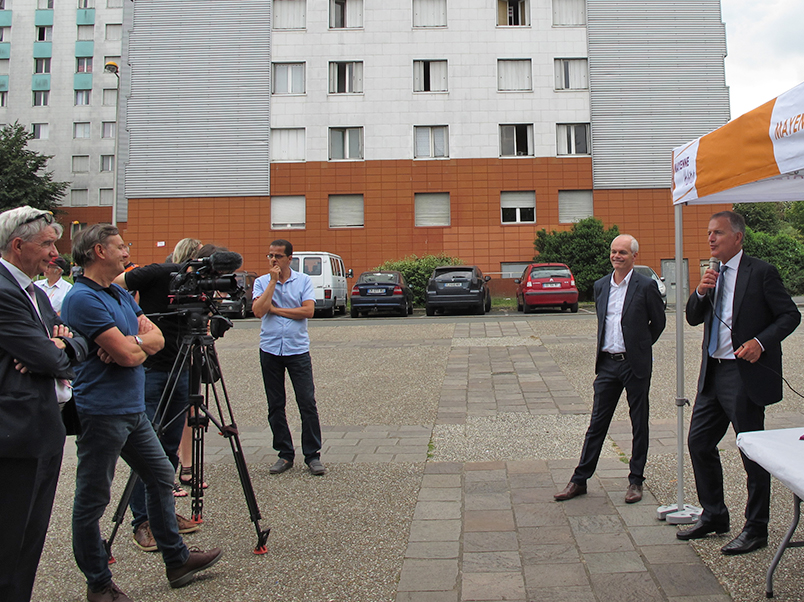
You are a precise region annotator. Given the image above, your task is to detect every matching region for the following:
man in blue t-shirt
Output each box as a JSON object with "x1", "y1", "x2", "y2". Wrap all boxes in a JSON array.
[
  {"x1": 61, "y1": 225, "x2": 222, "y2": 602},
  {"x1": 253, "y1": 239, "x2": 325, "y2": 476}
]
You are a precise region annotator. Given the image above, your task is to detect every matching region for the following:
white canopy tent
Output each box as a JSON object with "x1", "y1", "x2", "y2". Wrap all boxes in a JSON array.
[{"x1": 659, "y1": 80, "x2": 804, "y2": 523}]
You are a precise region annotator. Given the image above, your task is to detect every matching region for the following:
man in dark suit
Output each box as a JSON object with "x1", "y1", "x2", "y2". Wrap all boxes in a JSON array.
[
  {"x1": 678, "y1": 210, "x2": 800, "y2": 554},
  {"x1": 0, "y1": 206, "x2": 88, "y2": 602},
  {"x1": 555, "y1": 234, "x2": 666, "y2": 504}
]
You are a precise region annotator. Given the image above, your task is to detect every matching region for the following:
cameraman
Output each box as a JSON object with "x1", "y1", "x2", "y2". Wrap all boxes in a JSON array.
[{"x1": 113, "y1": 238, "x2": 202, "y2": 551}]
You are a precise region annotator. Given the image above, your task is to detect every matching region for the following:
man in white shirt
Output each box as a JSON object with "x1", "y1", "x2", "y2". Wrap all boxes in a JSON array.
[
  {"x1": 35, "y1": 255, "x2": 72, "y2": 314},
  {"x1": 555, "y1": 234, "x2": 666, "y2": 504}
]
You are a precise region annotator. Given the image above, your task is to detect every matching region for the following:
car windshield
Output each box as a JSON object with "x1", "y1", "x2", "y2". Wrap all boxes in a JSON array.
[
  {"x1": 434, "y1": 269, "x2": 473, "y2": 282},
  {"x1": 633, "y1": 266, "x2": 655, "y2": 279},
  {"x1": 359, "y1": 272, "x2": 399, "y2": 284},
  {"x1": 530, "y1": 266, "x2": 570, "y2": 279}
]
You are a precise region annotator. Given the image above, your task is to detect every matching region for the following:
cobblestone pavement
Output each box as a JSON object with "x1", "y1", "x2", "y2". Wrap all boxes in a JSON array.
[{"x1": 33, "y1": 312, "x2": 804, "y2": 602}]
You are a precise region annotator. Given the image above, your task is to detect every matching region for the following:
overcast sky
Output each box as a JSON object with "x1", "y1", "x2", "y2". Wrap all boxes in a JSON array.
[{"x1": 721, "y1": 0, "x2": 804, "y2": 119}]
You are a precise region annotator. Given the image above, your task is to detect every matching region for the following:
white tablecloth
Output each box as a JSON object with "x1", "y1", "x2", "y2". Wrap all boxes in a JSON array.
[{"x1": 737, "y1": 428, "x2": 804, "y2": 500}]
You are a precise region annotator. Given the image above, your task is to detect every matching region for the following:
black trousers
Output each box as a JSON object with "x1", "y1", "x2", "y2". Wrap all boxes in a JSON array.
[
  {"x1": 688, "y1": 359, "x2": 769, "y2": 535},
  {"x1": 572, "y1": 355, "x2": 650, "y2": 486},
  {"x1": 0, "y1": 451, "x2": 63, "y2": 602}
]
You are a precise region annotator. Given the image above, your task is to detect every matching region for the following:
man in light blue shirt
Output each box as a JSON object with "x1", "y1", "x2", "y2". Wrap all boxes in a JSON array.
[{"x1": 253, "y1": 239, "x2": 325, "y2": 476}]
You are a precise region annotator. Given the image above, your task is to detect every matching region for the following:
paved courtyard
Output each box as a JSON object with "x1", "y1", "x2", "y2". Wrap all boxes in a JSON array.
[{"x1": 32, "y1": 311, "x2": 804, "y2": 601}]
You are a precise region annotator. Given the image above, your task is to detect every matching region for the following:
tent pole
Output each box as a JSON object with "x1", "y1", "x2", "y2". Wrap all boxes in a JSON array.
[{"x1": 658, "y1": 202, "x2": 701, "y2": 524}]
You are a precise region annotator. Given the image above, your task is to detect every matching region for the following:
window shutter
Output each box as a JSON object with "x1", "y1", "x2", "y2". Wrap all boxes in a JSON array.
[
  {"x1": 500, "y1": 191, "x2": 535, "y2": 209},
  {"x1": 271, "y1": 128, "x2": 305, "y2": 162},
  {"x1": 271, "y1": 196, "x2": 306, "y2": 229},
  {"x1": 274, "y1": 0, "x2": 306, "y2": 29},
  {"x1": 414, "y1": 127, "x2": 430, "y2": 157},
  {"x1": 347, "y1": 0, "x2": 363, "y2": 27},
  {"x1": 429, "y1": 60, "x2": 448, "y2": 91},
  {"x1": 329, "y1": 194, "x2": 364, "y2": 228},
  {"x1": 558, "y1": 190, "x2": 593, "y2": 223},
  {"x1": 415, "y1": 193, "x2": 450, "y2": 226}
]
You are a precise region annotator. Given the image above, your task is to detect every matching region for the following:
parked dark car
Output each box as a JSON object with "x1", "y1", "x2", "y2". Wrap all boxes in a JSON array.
[
  {"x1": 350, "y1": 271, "x2": 414, "y2": 317},
  {"x1": 425, "y1": 265, "x2": 491, "y2": 316},
  {"x1": 217, "y1": 271, "x2": 257, "y2": 318},
  {"x1": 515, "y1": 263, "x2": 579, "y2": 313}
]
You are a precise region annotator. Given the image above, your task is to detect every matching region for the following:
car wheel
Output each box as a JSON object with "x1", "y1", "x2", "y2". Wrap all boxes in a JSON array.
[
  {"x1": 337, "y1": 300, "x2": 347, "y2": 315},
  {"x1": 484, "y1": 295, "x2": 491, "y2": 313},
  {"x1": 426, "y1": 305, "x2": 435, "y2": 316},
  {"x1": 238, "y1": 299, "x2": 247, "y2": 319},
  {"x1": 322, "y1": 305, "x2": 335, "y2": 318},
  {"x1": 407, "y1": 300, "x2": 413, "y2": 315},
  {"x1": 517, "y1": 296, "x2": 523, "y2": 312},
  {"x1": 523, "y1": 302, "x2": 533, "y2": 314},
  {"x1": 350, "y1": 306, "x2": 359, "y2": 318},
  {"x1": 475, "y1": 300, "x2": 485, "y2": 315},
  {"x1": 570, "y1": 302, "x2": 579, "y2": 313}
]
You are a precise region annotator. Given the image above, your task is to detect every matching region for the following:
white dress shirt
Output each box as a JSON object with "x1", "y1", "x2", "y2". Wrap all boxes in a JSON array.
[
  {"x1": 35, "y1": 277, "x2": 73, "y2": 314},
  {"x1": 601, "y1": 269, "x2": 633, "y2": 354}
]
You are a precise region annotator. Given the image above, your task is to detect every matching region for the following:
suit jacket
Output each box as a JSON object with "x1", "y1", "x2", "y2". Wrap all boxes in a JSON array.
[
  {"x1": 686, "y1": 253, "x2": 800, "y2": 406},
  {"x1": 595, "y1": 271, "x2": 666, "y2": 380},
  {"x1": 0, "y1": 263, "x2": 88, "y2": 458}
]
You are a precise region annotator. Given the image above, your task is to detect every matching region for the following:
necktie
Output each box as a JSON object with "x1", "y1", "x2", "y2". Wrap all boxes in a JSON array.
[{"x1": 708, "y1": 265, "x2": 727, "y2": 356}]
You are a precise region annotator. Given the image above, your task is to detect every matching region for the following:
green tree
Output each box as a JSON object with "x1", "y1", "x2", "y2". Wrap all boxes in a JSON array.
[
  {"x1": 784, "y1": 201, "x2": 804, "y2": 238},
  {"x1": 374, "y1": 253, "x2": 463, "y2": 305},
  {"x1": 743, "y1": 227, "x2": 804, "y2": 294},
  {"x1": 534, "y1": 217, "x2": 620, "y2": 300},
  {"x1": 0, "y1": 122, "x2": 68, "y2": 213},
  {"x1": 734, "y1": 202, "x2": 783, "y2": 235}
]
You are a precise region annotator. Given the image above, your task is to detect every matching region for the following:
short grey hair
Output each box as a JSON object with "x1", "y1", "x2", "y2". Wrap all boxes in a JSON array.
[
  {"x1": 172, "y1": 238, "x2": 202, "y2": 264},
  {"x1": 711, "y1": 210, "x2": 746, "y2": 236},
  {"x1": 72, "y1": 224, "x2": 119, "y2": 267},
  {"x1": 0, "y1": 206, "x2": 64, "y2": 254},
  {"x1": 613, "y1": 234, "x2": 639, "y2": 254}
]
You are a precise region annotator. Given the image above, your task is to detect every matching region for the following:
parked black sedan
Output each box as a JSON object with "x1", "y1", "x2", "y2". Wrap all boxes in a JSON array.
[
  {"x1": 216, "y1": 271, "x2": 257, "y2": 319},
  {"x1": 350, "y1": 271, "x2": 414, "y2": 317},
  {"x1": 425, "y1": 265, "x2": 491, "y2": 316}
]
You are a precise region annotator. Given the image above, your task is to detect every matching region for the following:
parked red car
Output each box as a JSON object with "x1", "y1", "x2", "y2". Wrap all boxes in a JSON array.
[{"x1": 515, "y1": 263, "x2": 579, "y2": 313}]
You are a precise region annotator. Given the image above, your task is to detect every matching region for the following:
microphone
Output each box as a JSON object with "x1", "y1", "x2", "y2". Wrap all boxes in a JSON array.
[
  {"x1": 707, "y1": 257, "x2": 720, "y2": 302},
  {"x1": 208, "y1": 251, "x2": 243, "y2": 273}
]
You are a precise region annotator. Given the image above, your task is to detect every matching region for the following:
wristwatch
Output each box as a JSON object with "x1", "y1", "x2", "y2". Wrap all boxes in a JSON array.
[{"x1": 134, "y1": 335, "x2": 144, "y2": 346}]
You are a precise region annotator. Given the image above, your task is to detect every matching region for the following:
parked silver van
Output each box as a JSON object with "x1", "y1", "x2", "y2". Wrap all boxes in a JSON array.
[{"x1": 290, "y1": 252, "x2": 351, "y2": 317}]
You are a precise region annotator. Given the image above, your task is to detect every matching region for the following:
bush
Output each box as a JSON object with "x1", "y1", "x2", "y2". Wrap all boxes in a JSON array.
[
  {"x1": 743, "y1": 227, "x2": 804, "y2": 294},
  {"x1": 374, "y1": 253, "x2": 463, "y2": 305},
  {"x1": 534, "y1": 217, "x2": 620, "y2": 300}
]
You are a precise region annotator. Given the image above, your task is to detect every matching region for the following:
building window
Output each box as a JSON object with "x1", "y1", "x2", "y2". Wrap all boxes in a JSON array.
[
  {"x1": 75, "y1": 90, "x2": 91, "y2": 105},
  {"x1": 414, "y1": 126, "x2": 448, "y2": 158},
  {"x1": 74, "y1": 122, "x2": 91, "y2": 138},
  {"x1": 103, "y1": 88, "x2": 118, "y2": 106},
  {"x1": 77, "y1": 25, "x2": 94, "y2": 41},
  {"x1": 497, "y1": 0, "x2": 530, "y2": 26},
  {"x1": 104, "y1": 56, "x2": 121, "y2": 69},
  {"x1": 33, "y1": 91, "x2": 49, "y2": 107},
  {"x1": 501, "y1": 191, "x2": 535, "y2": 224},
  {"x1": 0, "y1": 92, "x2": 6, "y2": 108},
  {"x1": 105, "y1": 24, "x2": 122, "y2": 41},
  {"x1": 497, "y1": 59, "x2": 532, "y2": 91},
  {"x1": 415, "y1": 193, "x2": 450, "y2": 226},
  {"x1": 413, "y1": 60, "x2": 447, "y2": 92},
  {"x1": 70, "y1": 221, "x2": 86, "y2": 239},
  {"x1": 553, "y1": 0, "x2": 586, "y2": 26},
  {"x1": 100, "y1": 155, "x2": 115, "y2": 172},
  {"x1": 557, "y1": 123, "x2": 590, "y2": 155},
  {"x1": 330, "y1": 0, "x2": 363, "y2": 28},
  {"x1": 271, "y1": 128, "x2": 305, "y2": 162},
  {"x1": 272, "y1": 62, "x2": 305, "y2": 94},
  {"x1": 274, "y1": 0, "x2": 306, "y2": 29},
  {"x1": 32, "y1": 123, "x2": 49, "y2": 139},
  {"x1": 558, "y1": 190, "x2": 593, "y2": 223},
  {"x1": 35, "y1": 58, "x2": 51, "y2": 74},
  {"x1": 77, "y1": 57, "x2": 93, "y2": 73},
  {"x1": 329, "y1": 127, "x2": 363, "y2": 160},
  {"x1": 72, "y1": 155, "x2": 90, "y2": 172},
  {"x1": 99, "y1": 188, "x2": 114, "y2": 205},
  {"x1": 38, "y1": 0, "x2": 54, "y2": 8},
  {"x1": 500, "y1": 124, "x2": 533, "y2": 157},
  {"x1": 79, "y1": 0, "x2": 95, "y2": 7},
  {"x1": 328, "y1": 61, "x2": 363, "y2": 94},
  {"x1": 412, "y1": 0, "x2": 447, "y2": 27},
  {"x1": 71, "y1": 190, "x2": 88, "y2": 207},
  {"x1": 554, "y1": 58, "x2": 588, "y2": 90},
  {"x1": 271, "y1": 196, "x2": 306, "y2": 229},
  {"x1": 102, "y1": 121, "x2": 116, "y2": 138},
  {"x1": 329, "y1": 194, "x2": 364, "y2": 228},
  {"x1": 37, "y1": 27, "x2": 53, "y2": 42},
  {"x1": 0, "y1": 27, "x2": 7, "y2": 41}
]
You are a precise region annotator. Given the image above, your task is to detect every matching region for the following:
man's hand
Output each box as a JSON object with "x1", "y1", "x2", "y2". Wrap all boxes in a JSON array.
[
  {"x1": 735, "y1": 338, "x2": 763, "y2": 363},
  {"x1": 138, "y1": 314, "x2": 156, "y2": 334},
  {"x1": 13, "y1": 359, "x2": 29, "y2": 374},
  {"x1": 97, "y1": 347, "x2": 116, "y2": 364},
  {"x1": 696, "y1": 268, "x2": 718, "y2": 296}
]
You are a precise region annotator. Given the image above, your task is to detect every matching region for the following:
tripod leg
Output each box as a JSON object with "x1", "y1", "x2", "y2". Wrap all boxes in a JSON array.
[
  {"x1": 188, "y1": 393, "x2": 207, "y2": 523},
  {"x1": 103, "y1": 469, "x2": 139, "y2": 564}
]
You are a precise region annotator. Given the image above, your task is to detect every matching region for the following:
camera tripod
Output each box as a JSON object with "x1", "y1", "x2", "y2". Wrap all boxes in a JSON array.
[{"x1": 104, "y1": 305, "x2": 270, "y2": 560}]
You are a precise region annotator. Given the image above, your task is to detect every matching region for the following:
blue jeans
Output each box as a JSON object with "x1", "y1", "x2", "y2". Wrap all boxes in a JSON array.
[
  {"x1": 259, "y1": 351, "x2": 322, "y2": 463},
  {"x1": 129, "y1": 367, "x2": 190, "y2": 529},
  {"x1": 73, "y1": 412, "x2": 189, "y2": 590}
]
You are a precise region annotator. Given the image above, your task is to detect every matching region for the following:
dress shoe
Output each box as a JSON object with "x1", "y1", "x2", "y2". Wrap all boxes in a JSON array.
[
  {"x1": 554, "y1": 482, "x2": 587, "y2": 501},
  {"x1": 625, "y1": 483, "x2": 643, "y2": 504},
  {"x1": 133, "y1": 521, "x2": 157, "y2": 552},
  {"x1": 676, "y1": 519, "x2": 730, "y2": 540},
  {"x1": 269, "y1": 458, "x2": 293, "y2": 474},
  {"x1": 87, "y1": 581, "x2": 132, "y2": 602},
  {"x1": 721, "y1": 530, "x2": 768, "y2": 555},
  {"x1": 166, "y1": 547, "x2": 223, "y2": 588},
  {"x1": 308, "y1": 458, "x2": 327, "y2": 476}
]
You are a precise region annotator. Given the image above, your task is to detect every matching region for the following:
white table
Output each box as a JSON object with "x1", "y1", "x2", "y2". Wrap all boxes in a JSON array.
[{"x1": 737, "y1": 428, "x2": 804, "y2": 599}]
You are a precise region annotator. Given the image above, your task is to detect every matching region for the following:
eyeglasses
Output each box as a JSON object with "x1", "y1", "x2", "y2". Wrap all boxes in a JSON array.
[
  {"x1": 266, "y1": 253, "x2": 287, "y2": 260},
  {"x1": 21, "y1": 211, "x2": 55, "y2": 226}
]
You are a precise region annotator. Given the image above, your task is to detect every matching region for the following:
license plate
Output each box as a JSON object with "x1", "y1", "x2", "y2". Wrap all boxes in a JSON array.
[
  {"x1": 444, "y1": 282, "x2": 463, "y2": 288},
  {"x1": 543, "y1": 283, "x2": 561, "y2": 288},
  {"x1": 368, "y1": 288, "x2": 385, "y2": 294}
]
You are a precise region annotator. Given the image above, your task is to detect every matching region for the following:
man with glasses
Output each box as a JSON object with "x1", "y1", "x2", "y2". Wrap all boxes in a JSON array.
[
  {"x1": 0, "y1": 207, "x2": 88, "y2": 602},
  {"x1": 253, "y1": 239, "x2": 326, "y2": 476}
]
